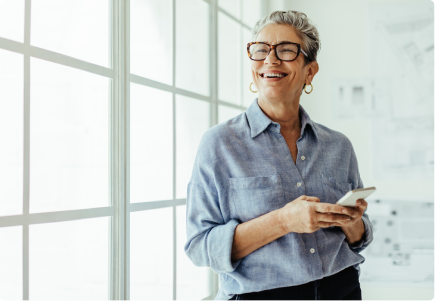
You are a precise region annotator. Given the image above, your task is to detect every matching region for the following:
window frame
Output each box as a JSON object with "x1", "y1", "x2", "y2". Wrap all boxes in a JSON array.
[{"x1": 0, "y1": 0, "x2": 267, "y2": 299}]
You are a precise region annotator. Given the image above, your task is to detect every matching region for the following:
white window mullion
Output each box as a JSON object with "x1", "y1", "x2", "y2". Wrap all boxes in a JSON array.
[
  {"x1": 210, "y1": 0, "x2": 218, "y2": 128},
  {"x1": 240, "y1": 0, "x2": 244, "y2": 108},
  {"x1": 172, "y1": 0, "x2": 177, "y2": 299},
  {"x1": 0, "y1": 208, "x2": 113, "y2": 228},
  {"x1": 124, "y1": 0, "x2": 131, "y2": 299},
  {"x1": 130, "y1": 74, "x2": 211, "y2": 102},
  {"x1": 209, "y1": 0, "x2": 219, "y2": 297},
  {"x1": 111, "y1": 0, "x2": 128, "y2": 299},
  {"x1": 23, "y1": 0, "x2": 31, "y2": 299},
  {"x1": 0, "y1": 37, "x2": 26, "y2": 55}
]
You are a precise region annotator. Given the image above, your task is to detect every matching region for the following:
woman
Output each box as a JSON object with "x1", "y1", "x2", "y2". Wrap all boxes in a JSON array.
[{"x1": 185, "y1": 10, "x2": 373, "y2": 300}]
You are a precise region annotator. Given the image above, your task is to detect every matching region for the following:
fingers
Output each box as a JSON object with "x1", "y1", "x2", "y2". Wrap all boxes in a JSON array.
[
  {"x1": 316, "y1": 212, "x2": 351, "y2": 223},
  {"x1": 315, "y1": 199, "x2": 367, "y2": 218},
  {"x1": 299, "y1": 195, "x2": 320, "y2": 203},
  {"x1": 311, "y1": 218, "x2": 348, "y2": 231},
  {"x1": 342, "y1": 199, "x2": 367, "y2": 218},
  {"x1": 356, "y1": 199, "x2": 368, "y2": 209},
  {"x1": 306, "y1": 198, "x2": 320, "y2": 203},
  {"x1": 317, "y1": 221, "x2": 335, "y2": 228},
  {"x1": 341, "y1": 207, "x2": 360, "y2": 219},
  {"x1": 300, "y1": 197, "x2": 365, "y2": 231},
  {"x1": 315, "y1": 202, "x2": 348, "y2": 215}
]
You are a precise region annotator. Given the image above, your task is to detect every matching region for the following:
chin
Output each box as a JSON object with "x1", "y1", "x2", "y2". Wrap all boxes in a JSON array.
[{"x1": 262, "y1": 87, "x2": 286, "y2": 99}]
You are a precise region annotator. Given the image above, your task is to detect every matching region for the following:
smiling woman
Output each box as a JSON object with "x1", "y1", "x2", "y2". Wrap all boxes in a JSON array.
[
  {"x1": 250, "y1": 26, "x2": 319, "y2": 108},
  {"x1": 184, "y1": 10, "x2": 373, "y2": 301}
]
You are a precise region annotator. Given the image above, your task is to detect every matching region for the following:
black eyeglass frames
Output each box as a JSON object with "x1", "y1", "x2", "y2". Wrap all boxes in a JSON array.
[{"x1": 247, "y1": 42, "x2": 309, "y2": 62}]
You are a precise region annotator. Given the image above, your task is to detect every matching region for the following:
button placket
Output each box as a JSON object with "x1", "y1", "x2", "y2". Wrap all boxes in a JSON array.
[{"x1": 276, "y1": 134, "x2": 296, "y2": 174}]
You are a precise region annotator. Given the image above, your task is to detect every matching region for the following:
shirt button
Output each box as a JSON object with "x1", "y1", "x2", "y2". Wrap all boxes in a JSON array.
[
  {"x1": 301, "y1": 156, "x2": 305, "y2": 160},
  {"x1": 297, "y1": 182, "x2": 301, "y2": 187},
  {"x1": 310, "y1": 248, "x2": 315, "y2": 253}
]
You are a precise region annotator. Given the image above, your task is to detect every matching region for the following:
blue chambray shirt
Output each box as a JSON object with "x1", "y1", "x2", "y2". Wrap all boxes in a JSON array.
[{"x1": 185, "y1": 98, "x2": 374, "y2": 300}]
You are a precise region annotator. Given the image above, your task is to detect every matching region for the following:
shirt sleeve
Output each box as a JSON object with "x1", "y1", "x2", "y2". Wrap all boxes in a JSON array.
[
  {"x1": 348, "y1": 174, "x2": 374, "y2": 253},
  {"x1": 184, "y1": 133, "x2": 243, "y2": 274},
  {"x1": 348, "y1": 213, "x2": 373, "y2": 252}
]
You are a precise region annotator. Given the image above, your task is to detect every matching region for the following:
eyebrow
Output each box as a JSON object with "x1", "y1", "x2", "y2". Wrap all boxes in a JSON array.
[{"x1": 257, "y1": 40, "x2": 296, "y2": 44}]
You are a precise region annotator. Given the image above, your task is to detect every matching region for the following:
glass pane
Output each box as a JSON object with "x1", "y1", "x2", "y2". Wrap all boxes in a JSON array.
[
  {"x1": 218, "y1": 105, "x2": 243, "y2": 124},
  {"x1": 30, "y1": 58, "x2": 109, "y2": 213},
  {"x1": 242, "y1": 28, "x2": 255, "y2": 108},
  {"x1": 131, "y1": 0, "x2": 173, "y2": 85},
  {"x1": 176, "y1": 0, "x2": 209, "y2": 96},
  {"x1": 242, "y1": 0, "x2": 262, "y2": 28},
  {"x1": 29, "y1": 217, "x2": 109, "y2": 299},
  {"x1": 218, "y1": 0, "x2": 240, "y2": 19},
  {"x1": 0, "y1": 49, "x2": 23, "y2": 216},
  {"x1": 130, "y1": 83, "x2": 173, "y2": 203},
  {"x1": 130, "y1": 208, "x2": 173, "y2": 300},
  {"x1": 31, "y1": 0, "x2": 110, "y2": 67},
  {"x1": 0, "y1": 0, "x2": 24, "y2": 42},
  {"x1": 176, "y1": 205, "x2": 210, "y2": 300},
  {"x1": 218, "y1": 12, "x2": 241, "y2": 105},
  {"x1": 176, "y1": 95, "x2": 210, "y2": 199},
  {"x1": 0, "y1": 226, "x2": 22, "y2": 300}
]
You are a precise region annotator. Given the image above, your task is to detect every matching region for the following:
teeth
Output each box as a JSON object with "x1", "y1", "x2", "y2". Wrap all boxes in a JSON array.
[{"x1": 263, "y1": 73, "x2": 286, "y2": 78}]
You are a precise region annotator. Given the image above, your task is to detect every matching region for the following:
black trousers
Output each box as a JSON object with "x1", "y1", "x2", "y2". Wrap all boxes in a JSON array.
[{"x1": 229, "y1": 266, "x2": 361, "y2": 300}]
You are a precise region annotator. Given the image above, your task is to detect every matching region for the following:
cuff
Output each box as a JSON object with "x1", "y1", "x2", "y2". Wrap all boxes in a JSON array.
[
  {"x1": 207, "y1": 218, "x2": 243, "y2": 273},
  {"x1": 349, "y1": 215, "x2": 372, "y2": 250}
]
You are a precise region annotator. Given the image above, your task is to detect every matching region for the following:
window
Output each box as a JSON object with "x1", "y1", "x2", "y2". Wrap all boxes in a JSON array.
[{"x1": 0, "y1": 0, "x2": 265, "y2": 299}]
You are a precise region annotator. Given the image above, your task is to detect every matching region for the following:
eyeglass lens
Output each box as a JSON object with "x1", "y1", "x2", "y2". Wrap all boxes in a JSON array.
[{"x1": 249, "y1": 43, "x2": 299, "y2": 61}]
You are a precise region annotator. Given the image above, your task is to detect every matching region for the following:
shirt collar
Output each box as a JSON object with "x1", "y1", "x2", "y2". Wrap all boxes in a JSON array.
[
  {"x1": 299, "y1": 104, "x2": 318, "y2": 140},
  {"x1": 245, "y1": 98, "x2": 318, "y2": 140}
]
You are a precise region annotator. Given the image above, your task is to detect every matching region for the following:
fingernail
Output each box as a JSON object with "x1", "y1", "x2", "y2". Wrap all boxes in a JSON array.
[
  {"x1": 342, "y1": 209, "x2": 348, "y2": 214},
  {"x1": 357, "y1": 200, "x2": 361, "y2": 205}
]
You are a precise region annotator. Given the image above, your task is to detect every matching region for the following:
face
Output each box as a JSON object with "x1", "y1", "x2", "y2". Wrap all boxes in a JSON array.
[{"x1": 251, "y1": 23, "x2": 318, "y2": 103}]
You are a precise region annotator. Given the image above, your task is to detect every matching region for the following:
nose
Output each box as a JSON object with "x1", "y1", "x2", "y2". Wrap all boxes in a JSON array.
[{"x1": 264, "y1": 47, "x2": 281, "y2": 65}]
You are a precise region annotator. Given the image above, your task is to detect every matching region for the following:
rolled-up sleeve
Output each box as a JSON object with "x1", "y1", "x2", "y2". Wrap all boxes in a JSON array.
[
  {"x1": 349, "y1": 213, "x2": 373, "y2": 253},
  {"x1": 184, "y1": 134, "x2": 243, "y2": 274},
  {"x1": 348, "y1": 174, "x2": 374, "y2": 253}
]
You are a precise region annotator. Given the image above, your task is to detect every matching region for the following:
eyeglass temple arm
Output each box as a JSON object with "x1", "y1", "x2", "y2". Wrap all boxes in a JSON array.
[{"x1": 300, "y1": 49, "x2": 308, "y2": 58}]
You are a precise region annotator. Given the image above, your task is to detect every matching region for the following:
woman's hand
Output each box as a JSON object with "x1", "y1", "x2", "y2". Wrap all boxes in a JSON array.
[
  {"x1": 330, "y1": 199, "x2": 367, "y2": 229},
  {"x1": 278, "y1": 195, "x2": 353, "y2": 234},
  {"x1": 332, "y1": 199, "x2": 367, "y2": 245}
]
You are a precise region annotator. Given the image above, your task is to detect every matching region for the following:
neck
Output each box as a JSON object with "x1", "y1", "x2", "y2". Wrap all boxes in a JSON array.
[{"x1": 257, "y1": 95, "x2": 301, "y2": 134}]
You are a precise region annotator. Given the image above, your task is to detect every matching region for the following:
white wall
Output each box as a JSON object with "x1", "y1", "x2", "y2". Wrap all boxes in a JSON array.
[
  {"x1": 264, "y1": 1, "x2": 434, "y2": 299},
  {"x1": 267, "y1": 0, "x2": 433, "y2": 201}
]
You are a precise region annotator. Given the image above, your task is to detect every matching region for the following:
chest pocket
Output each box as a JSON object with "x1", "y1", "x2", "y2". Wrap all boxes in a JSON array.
[
  {"x1": 229, "y1": 174, "x2": 286, "y2": 223},
  {"x1": 321, "y1": 174, "x2": 352, "y2": 205}
]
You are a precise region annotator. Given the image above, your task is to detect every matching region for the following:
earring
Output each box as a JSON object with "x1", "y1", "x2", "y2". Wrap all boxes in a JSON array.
[
  {"x1": 249, "y1": 82, "x2": 258, "y2": 93},
  {"x1": 304, "y1": 83, "x2": 313, "y2": 94}
]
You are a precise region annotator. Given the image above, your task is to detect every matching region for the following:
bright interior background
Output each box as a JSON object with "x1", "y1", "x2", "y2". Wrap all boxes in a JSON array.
[
  {"x1": 269, "y1": 0, "x2": 435, "y2": 301},
  {"x1": 0, "y1": 0, "x2": 433, "y2": 300}
]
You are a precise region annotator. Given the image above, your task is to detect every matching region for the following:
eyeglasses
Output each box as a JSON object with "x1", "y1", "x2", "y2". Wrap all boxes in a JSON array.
[{"x1": 247, "y1": 42, "x2": 308, "y2": 62}]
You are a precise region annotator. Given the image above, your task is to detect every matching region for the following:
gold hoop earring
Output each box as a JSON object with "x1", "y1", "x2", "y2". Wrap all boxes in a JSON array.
[
  {"x1": 304, "y1": 83, "x2": 313, "y2": 94},
  {"x1": 249, "y1": 82, "x2": 258, "y2": 93}
]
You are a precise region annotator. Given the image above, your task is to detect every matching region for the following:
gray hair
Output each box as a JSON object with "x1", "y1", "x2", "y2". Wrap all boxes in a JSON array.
[{"x1": 252, "y1": 10, "x2": 321, "y2": 65}]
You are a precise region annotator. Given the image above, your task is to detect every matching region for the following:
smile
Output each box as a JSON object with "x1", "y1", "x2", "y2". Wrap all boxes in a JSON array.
[{"x1": 260, "y1": 73, "x2": 288, "y2": 78}]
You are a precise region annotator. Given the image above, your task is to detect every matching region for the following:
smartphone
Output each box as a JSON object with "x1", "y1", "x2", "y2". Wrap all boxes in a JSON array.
[{"x1": 335, "y1": 186, "x2": 376, "y2": 207}]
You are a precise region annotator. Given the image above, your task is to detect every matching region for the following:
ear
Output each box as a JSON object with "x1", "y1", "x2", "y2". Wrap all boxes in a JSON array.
[{"x1": 306, "y1": 61, "x2": 319, "y2": 84}]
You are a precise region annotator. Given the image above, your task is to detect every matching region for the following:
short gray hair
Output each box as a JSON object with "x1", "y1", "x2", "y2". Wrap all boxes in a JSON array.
[{"x1": 252, "y1": 10, "x2": 321, "y2": 65}]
